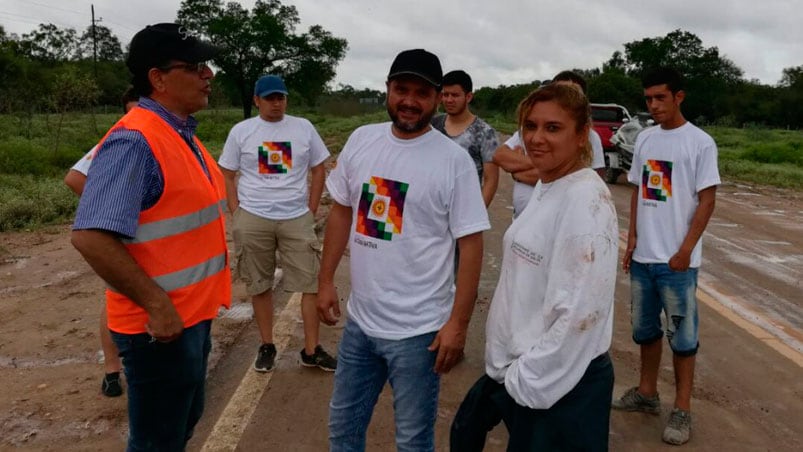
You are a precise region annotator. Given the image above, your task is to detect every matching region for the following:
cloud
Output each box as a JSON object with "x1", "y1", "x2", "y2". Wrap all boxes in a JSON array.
[{"x1": 1, "y1": 0, "x2": 800, "y2": 89}]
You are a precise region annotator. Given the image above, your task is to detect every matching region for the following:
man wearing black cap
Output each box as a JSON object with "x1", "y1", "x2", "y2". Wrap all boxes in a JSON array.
[
  {"x1": 318, "y1": 49, "x2": 490, "y2": 451},
  {"x1": 71, "y1": 23, "x2": 231, "y2": 450}
]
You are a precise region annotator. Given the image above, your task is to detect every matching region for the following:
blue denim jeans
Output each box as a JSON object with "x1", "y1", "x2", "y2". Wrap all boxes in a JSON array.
[
  {"x1": 329, "y1": 319, "x2": 440, "y2": 452},
  {"x1": 630, "y1": 261, "x2": 699, "y2": 355},
  {"x1": 111, "y1": 320, "x2": 212, "y2": 452}
]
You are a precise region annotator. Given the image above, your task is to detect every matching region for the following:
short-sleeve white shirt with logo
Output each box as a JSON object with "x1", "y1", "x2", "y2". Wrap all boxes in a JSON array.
[
  {"x1": 627, "y1": 122, "x2": 720, "y2": 268},
  {"x1": 218, "y1": 114, "x2": 330, "y2": 220},
  {"x1": 71, "y1": 146, "x2": 98, "y2": 176},
  {"x1": 326, "y1": 123, "x2": 491, "y2": 340}
]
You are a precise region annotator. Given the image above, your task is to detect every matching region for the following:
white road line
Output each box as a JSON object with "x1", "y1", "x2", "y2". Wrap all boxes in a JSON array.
[
  {"x1": 202, "y1": 292, "x2": 302, "y2": 452},
  {"x1": 696, "y1": 281, "x2": 803, "y2": 367},
  {"x1": 616, "y1": 239, "x2": 803, "y2": 368}
]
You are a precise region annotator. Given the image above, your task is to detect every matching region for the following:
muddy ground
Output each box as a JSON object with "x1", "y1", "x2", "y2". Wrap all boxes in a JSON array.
[{"x1": 1, "y1": 175, "x2": 801, "y2": 451}]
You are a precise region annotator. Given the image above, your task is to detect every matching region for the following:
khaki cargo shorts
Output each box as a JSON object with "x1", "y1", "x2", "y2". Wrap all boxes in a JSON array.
[{"x1": 231, "y1": 208, "x2": 321, "y2": 296}]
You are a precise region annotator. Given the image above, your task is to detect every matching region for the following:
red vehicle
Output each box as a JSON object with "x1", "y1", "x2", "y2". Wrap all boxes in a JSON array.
[{"x1": 590, "y1": 103, "x2": 632, "y2": 150}]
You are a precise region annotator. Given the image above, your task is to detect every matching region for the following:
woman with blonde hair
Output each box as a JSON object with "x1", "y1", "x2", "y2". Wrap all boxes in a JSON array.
[{"x1": 451, "y1": 84, "x2": 619, "y2": 451}]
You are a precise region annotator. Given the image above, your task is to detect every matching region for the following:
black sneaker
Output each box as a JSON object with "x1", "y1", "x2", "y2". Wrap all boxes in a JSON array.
[
  {"x1": 254, "y1": 343, "x2": 277, "y2": 372},
  {"x1": 300, "y1": 345, "x2": 337, "y2": 372},
  {"x1": 101, "y1": 372, "x2": 123, "y2": 397}
]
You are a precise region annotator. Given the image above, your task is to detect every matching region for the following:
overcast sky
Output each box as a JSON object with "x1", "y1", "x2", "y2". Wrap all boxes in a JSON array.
[{"x1": 2, "y1": 0, "x2": 801, "y2": 90}]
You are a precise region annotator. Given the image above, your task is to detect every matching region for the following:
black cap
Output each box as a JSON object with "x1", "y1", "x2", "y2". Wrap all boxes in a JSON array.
[
  {"x1": 387, "y1": 49, "x2": 442, "y2": 88},
  {"x1": 126, "y1": 23, "x2": 219, "y2": 75}
]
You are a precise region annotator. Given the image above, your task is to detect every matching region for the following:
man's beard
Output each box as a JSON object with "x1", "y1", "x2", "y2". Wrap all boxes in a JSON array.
[{"x1": 387, "y1": 105, "x2": 436, "y2": 134}]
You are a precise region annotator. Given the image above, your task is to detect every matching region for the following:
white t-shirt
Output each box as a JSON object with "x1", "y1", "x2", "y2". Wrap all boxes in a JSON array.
[
  {"x1": 218, "y1": 114, "x2": 330, "y2": 220},
  {"x1": 71, "y1": 146, "x2": 98, "y2": 176},
  {"x1": 504, "y1": 133, "x2": 536, "y2": 218},
  {"x1": 326, "y1": 123, "x2": 491, "y2": 340},
  {"x1": 505, "y1": 130, "x2": 604, "y2": 218},
  {"x1": 485, "y1": 168, "x2": 618, "y2": 409},
  {"x1": 589, "y1": 129, "x2": 605, "y2": 169},
  {"x1": 627, "y1": 122, "x2": 720, "y2": 268}
]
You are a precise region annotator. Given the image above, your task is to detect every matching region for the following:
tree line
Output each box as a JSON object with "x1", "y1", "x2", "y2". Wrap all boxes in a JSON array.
[
  {"x1": 1, "y1": 3, "x2": 801, "y2": 128},
  {"x1": 472, "y1": 30, "x2": 803, "y2": 129}
]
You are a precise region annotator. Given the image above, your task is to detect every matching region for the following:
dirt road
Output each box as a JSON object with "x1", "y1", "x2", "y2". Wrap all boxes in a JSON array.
[{"x1": 1, "y1": 173, "x2": 801, "y2": 451}]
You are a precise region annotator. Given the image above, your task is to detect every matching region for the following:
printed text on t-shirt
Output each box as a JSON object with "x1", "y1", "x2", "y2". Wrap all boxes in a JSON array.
[{"x1": 511, "y1": 241, "x2": 543, "y2": 266}]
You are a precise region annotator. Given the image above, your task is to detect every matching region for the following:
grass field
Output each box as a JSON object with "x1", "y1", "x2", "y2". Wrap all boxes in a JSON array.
[{"x1": 0, "y1": 109, "x2": 801, "y2": 231}]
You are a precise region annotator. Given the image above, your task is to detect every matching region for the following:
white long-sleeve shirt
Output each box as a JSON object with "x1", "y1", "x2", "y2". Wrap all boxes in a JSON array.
[{"x1": 485, "y1": 168, "x2": 618, "y2": 409}]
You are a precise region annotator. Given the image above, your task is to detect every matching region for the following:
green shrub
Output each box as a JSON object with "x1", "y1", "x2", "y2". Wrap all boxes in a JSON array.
[
  {"x1": 0, "y1": 138, "x2": 52, "y2": 175},
  {"x1": 0, "y1": 174, "x2": 77, "y2": 231}
]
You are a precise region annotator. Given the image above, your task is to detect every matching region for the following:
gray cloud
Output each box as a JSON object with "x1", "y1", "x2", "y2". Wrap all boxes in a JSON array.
[{"x1": 2, "y1": 0, "x2": 800, "y2": 89}]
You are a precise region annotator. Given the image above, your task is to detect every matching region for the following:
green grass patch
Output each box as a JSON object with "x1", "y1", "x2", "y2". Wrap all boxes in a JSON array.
[
  {"x1": 706, "y1": 126, "x2": 803, "y2": 189},
  {"x1": 1, "y1": 111, "x2": 801, "y2": 232},
  {"x1": 0, "y1": 174, "x2": 77, "y2": 231},
  {"x1": 0, "y1": 108, "x2": 388, "y2": 231}
]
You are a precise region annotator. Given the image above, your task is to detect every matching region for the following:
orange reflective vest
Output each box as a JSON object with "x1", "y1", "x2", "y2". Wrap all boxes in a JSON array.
[{"x1": 101, "y1": 107, "x2": 231, "y2": 334}]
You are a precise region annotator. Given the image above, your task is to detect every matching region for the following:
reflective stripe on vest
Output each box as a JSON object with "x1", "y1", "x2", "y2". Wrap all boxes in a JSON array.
[
  {"x1": 121, "y1": 200, "x2": 224, "y2": 244},
  {"x1": 122, "y1": 252, "x2": 227, "y2": 293}
]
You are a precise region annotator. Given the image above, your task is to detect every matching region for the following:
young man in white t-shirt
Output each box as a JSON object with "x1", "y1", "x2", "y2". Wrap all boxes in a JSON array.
[
  {"x1": 493, "y1": 71, "x2": 605, "y2": 218},
  {"x1": 218, "y1": 75, "x2": 336, "y2": 373},
  {"x1": 613, "y1": 67, "x2": 720, "y2": 446},
  {"x1": 317, "y1": 49, "x2": 490, "y2": 451}
]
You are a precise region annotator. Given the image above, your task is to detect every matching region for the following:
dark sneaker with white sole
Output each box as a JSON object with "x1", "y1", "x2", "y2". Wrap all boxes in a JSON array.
[
  {"x1": 101, "y1": 372, "x2": 123, "y2": 397},
  {"x1": 254, "y1": 343, "x2": 277, "y2": 372},
  {"x1": 300, "y1": 345, "x2": 337, "y2": 372}
]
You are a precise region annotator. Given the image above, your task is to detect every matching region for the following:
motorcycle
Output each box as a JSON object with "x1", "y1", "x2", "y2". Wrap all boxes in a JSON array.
[{"x1": 604, "y1": 117, "x2": 649, "y2": 184}]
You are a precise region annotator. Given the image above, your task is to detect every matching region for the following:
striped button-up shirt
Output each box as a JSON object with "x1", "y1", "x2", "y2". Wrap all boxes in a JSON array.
[{"x1": 73, "y1": 97, "x2": 209, "y2": 239}]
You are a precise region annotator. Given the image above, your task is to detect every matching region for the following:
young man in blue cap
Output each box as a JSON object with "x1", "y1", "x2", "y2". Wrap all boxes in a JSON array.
[
  {"x1": 318, "y1": 49, "x2": 490, "y2": 451},
  {"x1": 219, "y1": 74, "x2": 337, "y2": 373},
  {"x1": 71, "y1": 23, "x2": 230, "y2": 450}
]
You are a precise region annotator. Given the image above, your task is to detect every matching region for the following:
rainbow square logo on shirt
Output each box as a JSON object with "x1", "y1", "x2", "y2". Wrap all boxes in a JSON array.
[
  {"x1": 258, "y1": 141, "x2": 292, "y2": 174},
  {"x1": 641, "y1": 159, "x2": 672, "y2": 201},
  {"x1": 356, "y1": 176, "x2": 408, "y2": 241}
]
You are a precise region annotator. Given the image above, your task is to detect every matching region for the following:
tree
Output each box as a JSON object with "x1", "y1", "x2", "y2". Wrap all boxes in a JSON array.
[
  {"x1": 18, "y1": 23, "x2": 80, "y2": 62},
  {"x1": 779, "y1": 65, "x2": 803, "y2": 88},
  {"x1": 78, "y1": 24, "x2": 123, "y2": 61},
  {"x1": 606, "y1": 29, "x2": 745, "y2": 122},
  {"x1": 472, "y1": 81, "x2": 541, "y2": 117},
  {"x1": 587, "y1": 68, "x2": 643, "y2": 112},
  {"x1": 177, "y1": 0, "x2": 348, "y2": 118},
  {"x1": 612, "y1": 30, "x2": 743, "y2": 82},
  {"x1": 777, "y1": 65, "x2": 803, "y2": 128},
  {"x1": 50, "y1": 67, "x2": 100, "y2": 152}
]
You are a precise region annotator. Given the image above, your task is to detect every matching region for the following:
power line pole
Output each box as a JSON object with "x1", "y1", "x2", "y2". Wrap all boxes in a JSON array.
[{"x1": 91, "y1": 4, "x2": 102, "y2": 79}]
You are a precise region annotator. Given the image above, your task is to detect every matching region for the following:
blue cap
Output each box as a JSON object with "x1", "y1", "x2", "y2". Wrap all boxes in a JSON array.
[{"x1": 254, "y1": 75, "x2": 288, "y2": 97}]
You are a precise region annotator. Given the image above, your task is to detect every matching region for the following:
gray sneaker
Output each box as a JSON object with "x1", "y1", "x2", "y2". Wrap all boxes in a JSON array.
[
  {"x1": 663, "y1": 408, "x2": 692, "y2": 445},
  {"x1": 254, "y1": 343, "x2": 277, "y2": 372},
  {"x1": 611, "y1": 386, "x2": 661, "y2": 414}
]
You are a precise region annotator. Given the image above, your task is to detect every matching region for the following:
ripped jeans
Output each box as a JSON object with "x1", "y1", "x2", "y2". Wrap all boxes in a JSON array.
[{"x1": 630, "y1": 261, "x2": 699, "y2": 356}]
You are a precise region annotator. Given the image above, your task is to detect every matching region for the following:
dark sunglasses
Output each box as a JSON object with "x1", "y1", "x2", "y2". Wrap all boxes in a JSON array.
[{"x1": 159, "y1": 61, "x2": 210, "y2": 74}]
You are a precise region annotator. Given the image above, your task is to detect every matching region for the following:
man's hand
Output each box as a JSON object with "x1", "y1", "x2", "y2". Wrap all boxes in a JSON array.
[
  {"x1": 317, "y1": 280, "x2": 341, "y2": 326},
  {"x1": 668, "y1": 250, "x2": 692, "y2": 272},
  {"x1": 427, "y1": 319, "x2": 467, "y2": 374},
  {"x1": 623, "y1": 236, "x2": 636, "y2": 273},
  {"x1": 145, "y1": 298, "x2": 184, "y2": 342}
]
